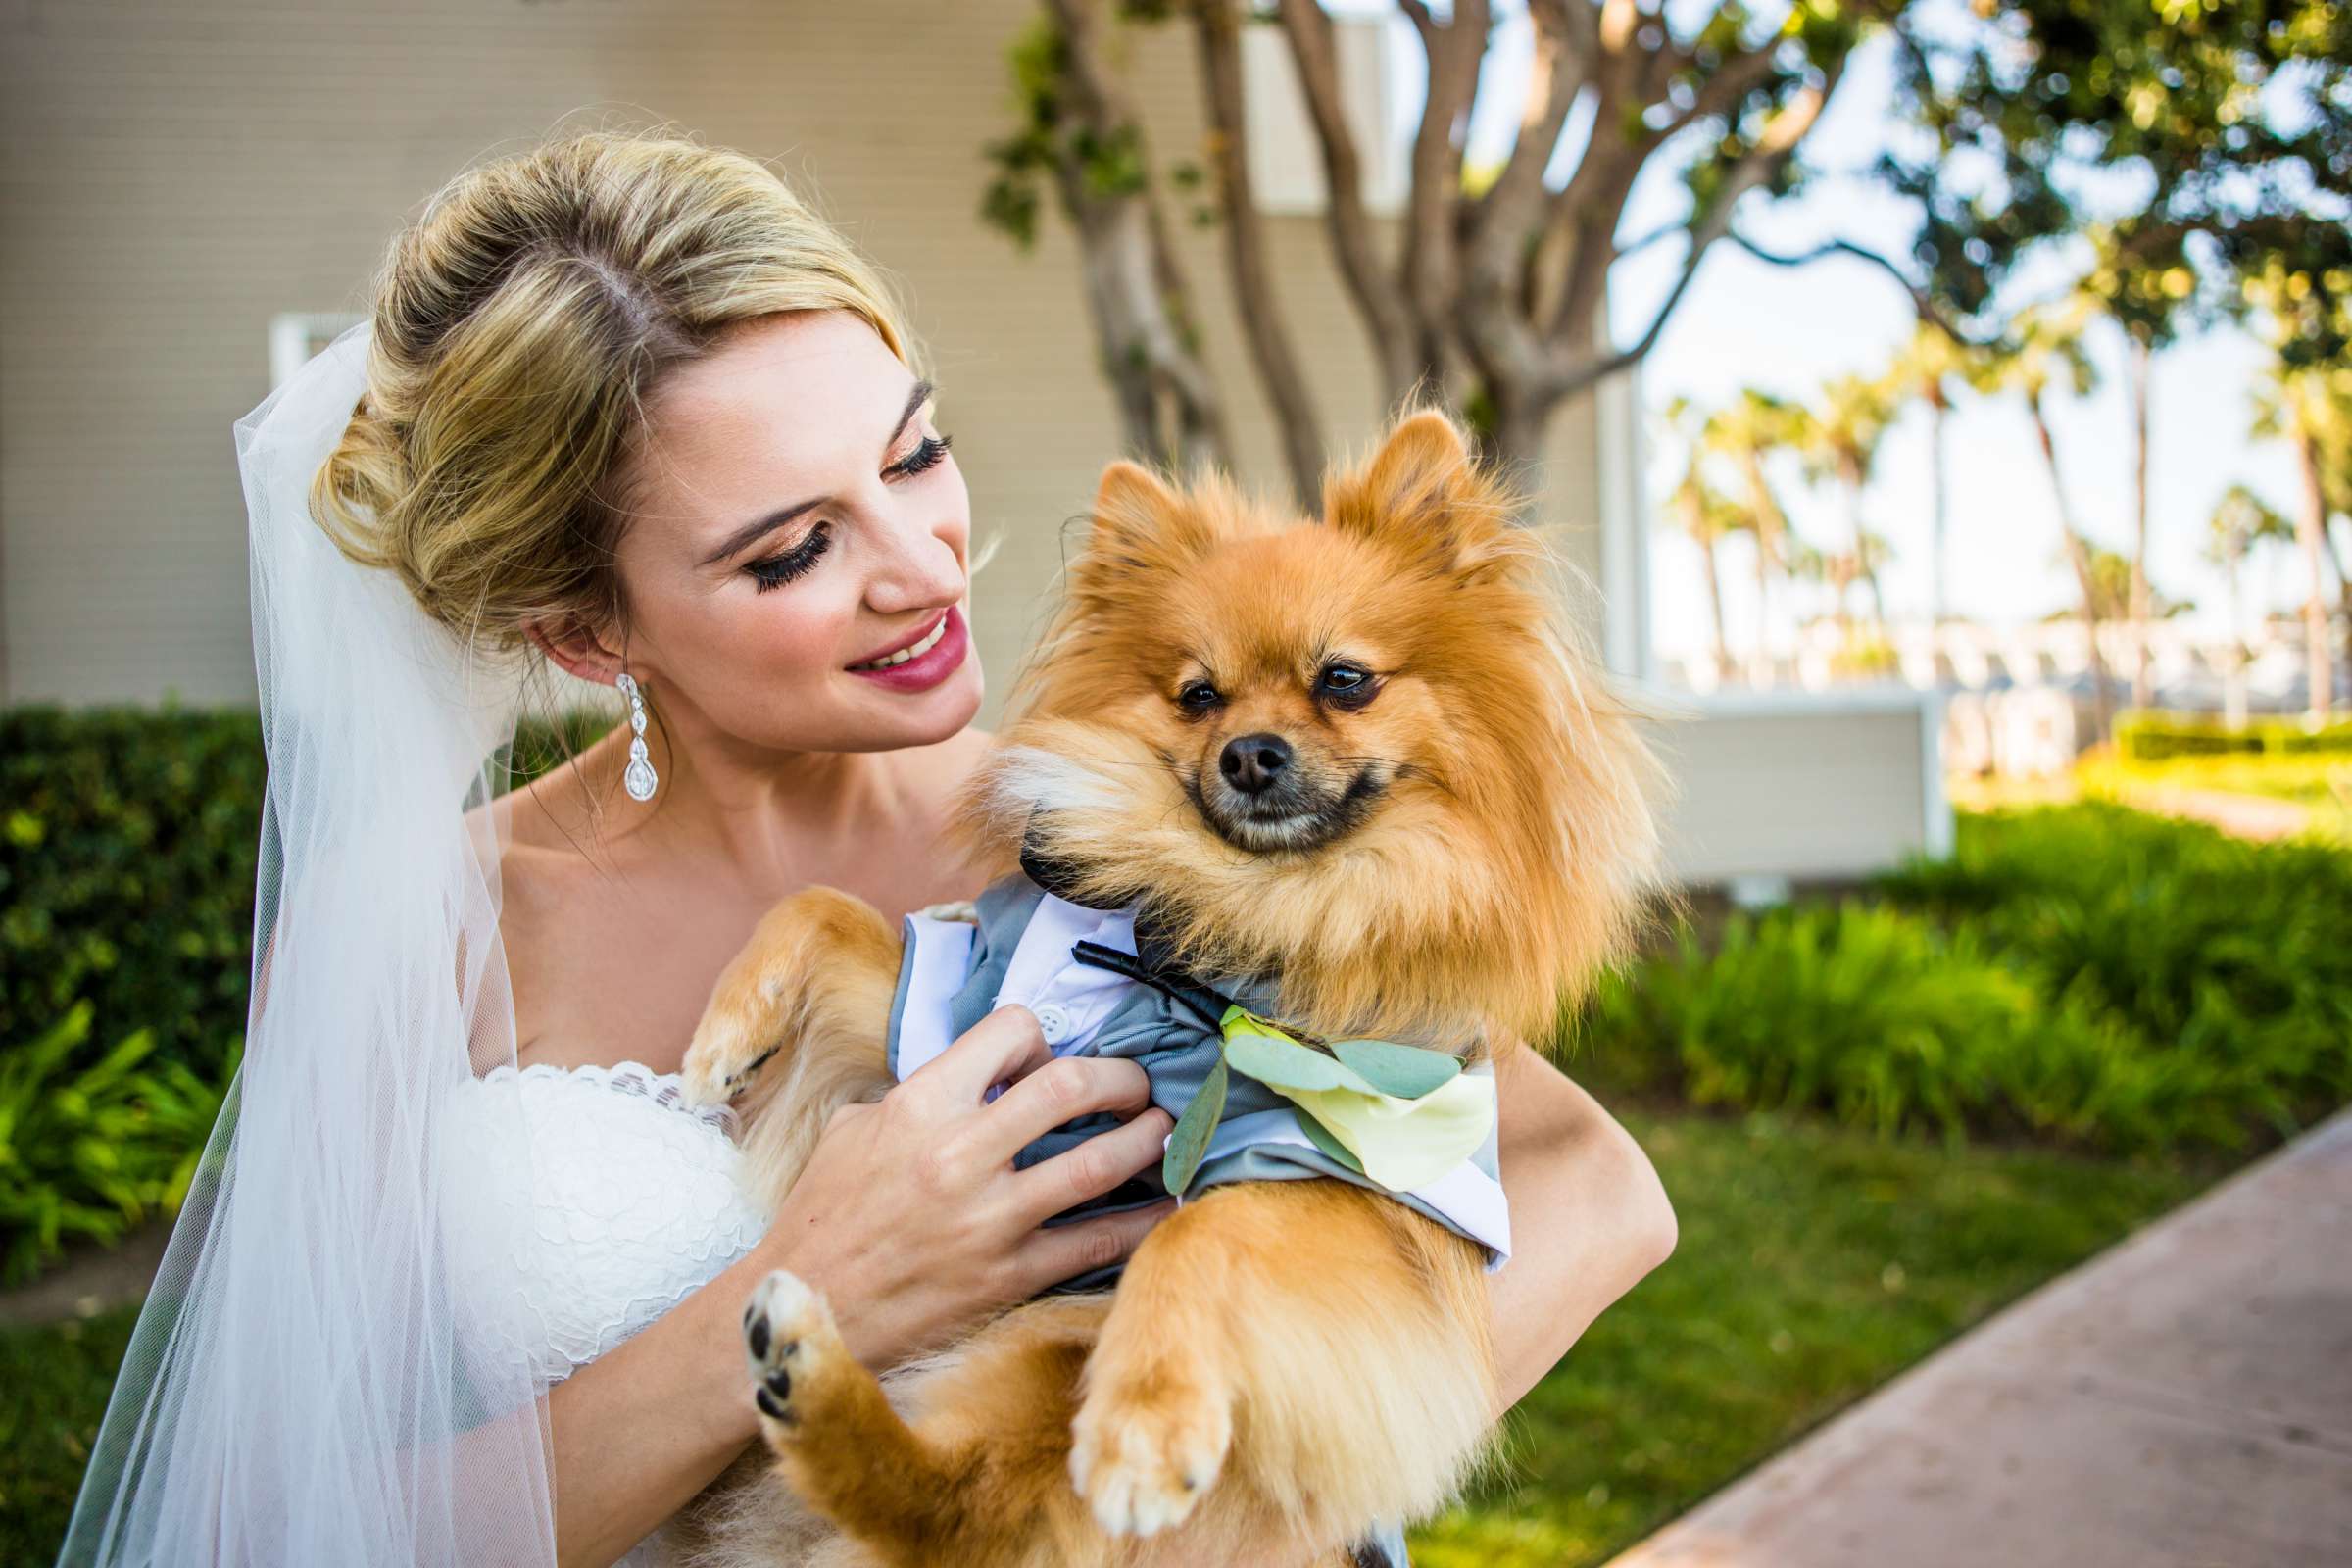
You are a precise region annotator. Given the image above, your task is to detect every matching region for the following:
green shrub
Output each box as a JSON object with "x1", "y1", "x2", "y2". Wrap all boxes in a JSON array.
[
  {"x1": 1574, "y1": 903, "x2": 2241, "y2": 1152},
  {"x1": 1878, "y1": 804, "x2": 2352, "y2": 1140},
  {"x1": 3, "y1": 706, "x2": 267, "y2": 1088},
  {"x1": 2113, "y1": 709, "x2": 2352, "y2": 763},
  {"x1": 1, "y1": 701, "x2": 616, "y2": 1280},
  {"x1": 0, "y1": 1004, "x2": 236, "y2": 1283}
]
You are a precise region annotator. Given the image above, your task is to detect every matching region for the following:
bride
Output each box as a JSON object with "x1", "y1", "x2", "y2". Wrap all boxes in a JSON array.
[{"x1": 61, "y1": 128, "x2": 1675, "y2": 1567}]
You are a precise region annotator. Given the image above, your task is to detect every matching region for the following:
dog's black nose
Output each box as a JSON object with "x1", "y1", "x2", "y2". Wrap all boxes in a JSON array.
[{"x1": 1219, "y1": 733, "x2": 1293, "y2": 795}]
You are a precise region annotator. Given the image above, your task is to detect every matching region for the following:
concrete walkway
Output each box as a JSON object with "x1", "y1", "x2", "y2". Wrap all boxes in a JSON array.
[{"x1": 1607, "y1": 1107, "x2": 2352, "y2": 1568}]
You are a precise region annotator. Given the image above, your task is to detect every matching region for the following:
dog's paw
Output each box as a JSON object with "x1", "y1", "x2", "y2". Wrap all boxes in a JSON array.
[
  {"x1": 742, "y1": 1269, "x2": 840, "y2": 1433},
  {"x1": 917, "y1": 900, "x2": 979, "y2": 925},
  {"x1": 680, "y1": 1014, "x2": 781, "y2": 1108},
  {"x1": 1067, "y1": 1361, "x2": 1232, "y2": 1538}
]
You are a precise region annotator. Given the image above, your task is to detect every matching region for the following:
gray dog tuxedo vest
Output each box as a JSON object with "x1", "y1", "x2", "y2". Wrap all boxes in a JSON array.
[
  {"x1": 886, "y1": 871, "x2": 1512, "y2": 1287},
  {"x1": 883, "y1": 871, "x2": 1512, "y2": 1568}
]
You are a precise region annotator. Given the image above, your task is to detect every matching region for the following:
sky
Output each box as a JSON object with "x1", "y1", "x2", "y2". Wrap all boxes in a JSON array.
[{"x1": 1394, "y1": 4, "x2": 2323, "y2": 668}]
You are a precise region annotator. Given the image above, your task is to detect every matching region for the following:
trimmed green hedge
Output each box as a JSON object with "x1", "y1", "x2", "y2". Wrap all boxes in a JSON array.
[{"x1": 2115, "y1": 709, "x2": 2352, "y2": 763}]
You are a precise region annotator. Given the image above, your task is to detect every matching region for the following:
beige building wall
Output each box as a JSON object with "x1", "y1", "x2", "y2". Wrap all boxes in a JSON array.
[
  {"x1": 1643, "y1": 689, "x2": 1954, "y2": 885},
  {"x1": 0, "y1": 0, "x2": 1609, "y2": 714}
]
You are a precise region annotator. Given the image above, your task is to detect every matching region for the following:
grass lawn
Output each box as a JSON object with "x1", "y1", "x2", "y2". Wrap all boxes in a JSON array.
[
  {"x1": 1, "y1": 1302, "x2": 138, "y2": 1561},
  {"x1": 1409, "y1": 1107, "x2": 2211, "y2": 1567},
  {"x1": 0, "y1": 1110, "x2": 2213, "y2": 1567}
]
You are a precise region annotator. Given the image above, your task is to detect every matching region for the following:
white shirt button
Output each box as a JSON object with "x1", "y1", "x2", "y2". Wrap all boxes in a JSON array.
[{"x1": 1033, "y1": 1002, "x2": 1073, "y2": 1046}]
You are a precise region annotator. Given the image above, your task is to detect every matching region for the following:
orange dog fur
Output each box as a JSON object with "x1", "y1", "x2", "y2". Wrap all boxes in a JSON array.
[{"x1": 673, "y1": 408, "x2": 1663, "y2": 1568}]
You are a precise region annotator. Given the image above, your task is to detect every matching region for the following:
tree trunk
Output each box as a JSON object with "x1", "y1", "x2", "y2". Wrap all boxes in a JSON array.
[
  {"x1": 1739, "y1": 450, "x2": 1784, "y2": 685},
  {"x1": 1750, "y1": 531, "x2": 1774, "y2": 687},
  {"x1": 2128, "y1": 335, "x2": 2154, "y2": 710},
  {"x1": 1702, "y1": 539, "x2": 1733, "y2": 685},
  {"x1": 1840, "y1": 455, "x2": 1876, "y2": 640},
  {"x1": 1191, "y1": 0, "x2": 1324, "y2": 509},
  {"x1": 1928, "y1": 389, "x2": 1949, "y2": 626},
  {"x1": 2295, "y1": 420, "x2": 2335, "y2": 722},
  {"x1": 1678, "y1": 487, "x2": 1733, "y2": 685},
  {"x1": 2325, "y1": 513, "x2": 2351, "y2": 706},
  {"x1": 2224, "y1": 550, "x2": 2248, "y2": 730},
  {"x1": 2033, "y1": 397, "x2": 2113, "y2": 743},
  {"x1": 1045, "y1": 0, "x2": 1232, "y2": 475}
]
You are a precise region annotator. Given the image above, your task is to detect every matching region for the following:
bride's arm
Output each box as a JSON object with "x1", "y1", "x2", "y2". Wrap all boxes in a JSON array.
[
  {"x1": 543, "y1": 1006, "x2": 1180, "y2": 1568},
  {"x1": 1487, "y1": 1038, "x2": 1677, "y2": 1409}
]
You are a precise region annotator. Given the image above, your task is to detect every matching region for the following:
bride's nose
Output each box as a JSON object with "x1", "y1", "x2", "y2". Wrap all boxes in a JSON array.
[{"x1": 863, "y1": 496, "x2": 968, "y2": 614}]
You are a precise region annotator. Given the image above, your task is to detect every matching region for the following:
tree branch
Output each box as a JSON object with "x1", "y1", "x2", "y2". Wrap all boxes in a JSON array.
[
  {"x1": 1465, "y1": 0, "x2": 1588, "y2": 295},
  {"x1": 1191, "y1": 0, "x2": 1326, "y2": 507},
  {"x1": 1401, "y1": 0, "x2": 1490, "y2": 385},
  {"x1": 1541, "y1": 75, "x2": 1835, "y2": 400},
  {"x1": 1726, "y1": 232, "x2": 1974, "y2": 343},
  {"x1": 1274, "y1": 0, "x2": 1420, "y2": 401},
  {"x1": 1041, "y1": 0, "x2": 1233, "y2": 470}
]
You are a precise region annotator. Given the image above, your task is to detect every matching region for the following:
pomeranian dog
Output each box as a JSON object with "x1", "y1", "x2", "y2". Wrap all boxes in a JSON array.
[{"x1": 671, "y1": 408, "x2": 1661, "y2": 1568}]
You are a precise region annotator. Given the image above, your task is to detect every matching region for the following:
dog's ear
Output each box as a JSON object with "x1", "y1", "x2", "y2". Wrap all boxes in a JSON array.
[
  {"x1": 1071, "y1": 459, "x2": 1217, "y2": 601},
  {"x1": 1323, "y1": 409, "x2": 1517, "y2": 578}
]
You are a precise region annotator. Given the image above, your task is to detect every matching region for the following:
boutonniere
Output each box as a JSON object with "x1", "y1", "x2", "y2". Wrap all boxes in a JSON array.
[{"x1": 1162, "y1": 1005, "x2": 1497, "y2": 1198}]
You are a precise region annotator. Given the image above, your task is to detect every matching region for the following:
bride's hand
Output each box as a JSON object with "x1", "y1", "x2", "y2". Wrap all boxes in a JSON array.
[{"x1": 759, "y1": 1004, "x2": 1177, "y2": 1368}]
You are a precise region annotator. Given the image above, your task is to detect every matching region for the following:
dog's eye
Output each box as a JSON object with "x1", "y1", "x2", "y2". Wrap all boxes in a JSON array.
[
  {"x1": 1316, "y1": 664, "x2": 1377, "y2": 709},
  {"x1": 1176, "y1": 679, "x2": 1222, "y2": 713}
]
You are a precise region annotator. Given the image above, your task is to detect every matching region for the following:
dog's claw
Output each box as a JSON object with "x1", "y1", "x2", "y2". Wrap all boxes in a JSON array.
[
  {"x1": 743, "y1": 1270, "x2": 834, "y2": 1434},
  {"x1": 1067, "y1": 1368, "x2": 1232, "y2": 1538}
]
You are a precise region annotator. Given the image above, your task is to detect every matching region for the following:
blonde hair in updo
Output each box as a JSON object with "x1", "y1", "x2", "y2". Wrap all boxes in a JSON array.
[{"x1": 314, "y1": 127, "x2": 918, "y2": 653}]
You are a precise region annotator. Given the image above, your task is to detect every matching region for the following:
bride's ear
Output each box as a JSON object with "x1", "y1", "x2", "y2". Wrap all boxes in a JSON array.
[{"x1": 523, "y1": 617, "x2": 625, "y2": 688}]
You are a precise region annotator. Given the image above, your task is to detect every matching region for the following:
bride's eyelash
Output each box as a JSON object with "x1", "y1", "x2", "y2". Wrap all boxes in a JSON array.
[
  {"x1": 746, "y1": 521, "x2": 832, "y2": 593},
  {"x1": 742, "y1": 433, "x2": 950, "y2": 593},
  {"x1": 892, "y1": 431, "x2": 953, "y2": 476}
]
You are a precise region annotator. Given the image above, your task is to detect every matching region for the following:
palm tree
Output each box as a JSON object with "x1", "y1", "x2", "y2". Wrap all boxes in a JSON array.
[
  {"x1": 2253, "y1": 365, "x2": 2344, "y2": 721},
  {"x1": 2125, "y1": 326, "x2": 2159, "y2": 710},
  {"x1": 1854, "y1": 526, "x2": 1895, "y2": 629},
  {"x1": 1795, "y1": 372, "x2": 1898, "y2": 642},
  {"x1": 1890, "y1": 322, "x2": 1973, "y2": 626},
  {"x1": 1663, "y1": 400, "x2": 1741, "y2": 684},
  {"x1": 2204, "y1": 483, "x2": 2293, "y2": 726},
  {"x1": 1702, "y1": 390, "x2": 1805, "y2": 686},
  {"x1": 1981, "y1": 305, "x2": 2116, "y2": 739}
]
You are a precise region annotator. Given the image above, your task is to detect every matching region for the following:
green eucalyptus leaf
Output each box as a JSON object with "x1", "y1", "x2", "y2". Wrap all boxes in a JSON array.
[
  {"x1": 1220, "y1": 1008, "x2": 1382, "y2": 1095},
  {"x1": 1330, "y1": 1038, "x2": 1461, "y2": 1100},
  {"x1": 1294, "y1": 1108, "x2": 1365, "y2": 1174},
  {"x1": 1161, "y1": 1054, "x2": 1227, "y2": 1196},
  {"x1": 1224, "y1": 1029, "x2": 1372, "y2": 1094}
]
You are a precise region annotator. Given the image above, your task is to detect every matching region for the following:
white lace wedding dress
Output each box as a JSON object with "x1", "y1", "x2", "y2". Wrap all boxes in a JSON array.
[{"x1": 443, "y1": 1059, "x2": 772, "y2": 1565}]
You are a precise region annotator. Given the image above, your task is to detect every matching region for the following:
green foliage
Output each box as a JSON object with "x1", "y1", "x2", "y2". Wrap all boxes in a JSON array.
[
  {"x1": 2114, "y1": 710, "x2": 2352, "y2": 764},
  {"x1": 1879, "y1": 804, "x2": 2352, "y2": 1142},
  {"x1": 1886, "y1": 1, "x2": 2352, "y2": 355},
  {"x1": 979, "y1": 14, "x2": 1151, "y2": 253},
  {"x1": 1, "y1": 702, "x2": 614, "y2": 1281},
  {"x1": 1578, "y1": 806, "x2": 2352, "y2": 1153},
  {"x1": 1576, "y1": 903, "x2": 2230, "y2": 1152},
  {"x1": 0, "y1": 1304, "x2": 142, "y2": 1558},
  {"x1": 2, "y1": 705, "x2": 266, "y2": 1092},
  {"x1": 0, "y1": 1005, "x2": 235, "y2": 1283}
]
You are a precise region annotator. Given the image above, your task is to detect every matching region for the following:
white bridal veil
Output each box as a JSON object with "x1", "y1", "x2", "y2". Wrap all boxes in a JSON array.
[{"x1": 61, "y1": 321, "x2": 559, "y2": 1564}]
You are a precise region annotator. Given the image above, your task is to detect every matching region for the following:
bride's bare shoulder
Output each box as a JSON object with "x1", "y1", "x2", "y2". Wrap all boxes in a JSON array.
[{"x1": 462, "y1": 750, "x2": 613, "y2": 918}]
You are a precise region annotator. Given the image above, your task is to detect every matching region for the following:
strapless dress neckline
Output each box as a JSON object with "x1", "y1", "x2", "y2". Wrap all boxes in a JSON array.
[{"x1": 441, "y1": 1055, "x2": 770, "y2": 1387}]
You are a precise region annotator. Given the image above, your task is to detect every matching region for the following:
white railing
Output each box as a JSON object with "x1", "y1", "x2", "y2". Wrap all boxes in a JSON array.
[
  {"x1": 1673, "y1": 617, "x2": 2343, "y2": 711},
  {"x1": 1668, "y1": 618, "x2": 2347, "y2": 777}
]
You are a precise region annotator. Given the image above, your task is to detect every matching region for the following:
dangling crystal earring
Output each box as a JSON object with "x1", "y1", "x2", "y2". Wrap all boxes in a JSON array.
[{"x1": 615, "y1": 670, "x2": 659, "y2": 803}]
